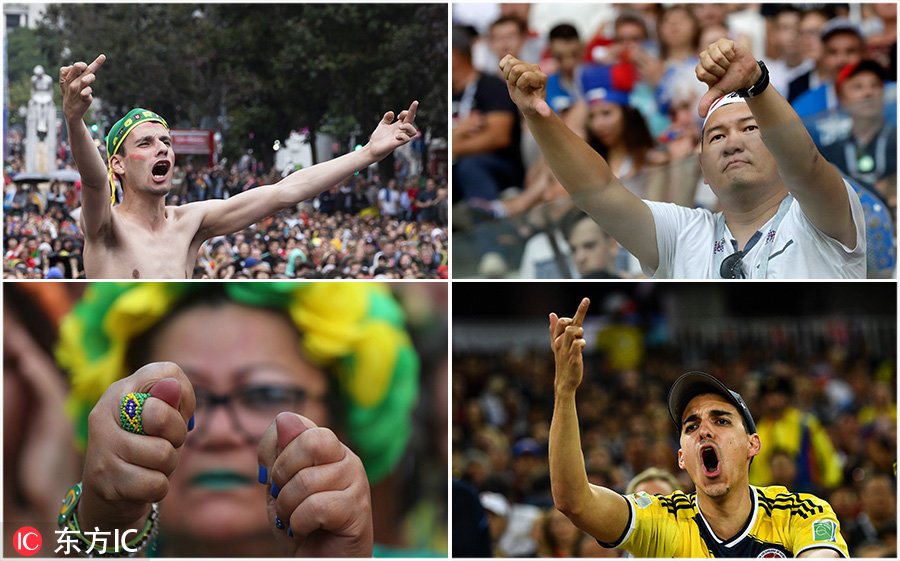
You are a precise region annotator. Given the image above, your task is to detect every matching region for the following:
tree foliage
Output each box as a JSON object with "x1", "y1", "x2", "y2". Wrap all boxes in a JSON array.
[{"x1": 31, "y1": 3, "x2": 447, "y2": 166}]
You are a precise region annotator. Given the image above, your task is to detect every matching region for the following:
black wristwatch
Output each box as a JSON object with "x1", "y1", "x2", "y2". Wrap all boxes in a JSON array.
[{"x1": 736, "y1": 60, "x2": 769, "y2": 98}]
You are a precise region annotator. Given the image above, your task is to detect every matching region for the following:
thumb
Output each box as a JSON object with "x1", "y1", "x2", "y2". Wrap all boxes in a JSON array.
[
  {"x1": 276, "y1": 412, "x2": 314, "y2": 456},
  {"x1": 381, "y1": 111, "x2": 395, "y2": 125},
  {"x1": 149, "y1": 377, "x2": 182, "y2": 411},
  {"x1": 535, "y1": 99, "x2": 552, "y2": 118},
  {"x1": 698, "y1": 88, "x2": 724, "y2": 118}
]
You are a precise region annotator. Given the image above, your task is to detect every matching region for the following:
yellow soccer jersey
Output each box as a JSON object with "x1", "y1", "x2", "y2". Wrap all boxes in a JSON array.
[{"x1": 599, "y1": 485, "x2": 849, "y2": 558}]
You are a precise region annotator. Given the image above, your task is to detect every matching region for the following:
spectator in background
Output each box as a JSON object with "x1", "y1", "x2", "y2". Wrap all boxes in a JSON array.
[
  {"x1": 563, "y1": 212, "x2": 621, "y2": 279},
  {"x1": 580, "y1": 72, "x2": 666, "y2": 199},
  {"x1": 453, "y1": 25, "x2": 523, "y2": 205},
  {"x1": 484, "y1": 16, "x2": 530, "y2": 76},
  {"x1": 624, "y1": 466, "x2": 681, "y2": 495},
  {"x1": 416, "y1": 177, "x2": 439, "y2": 224},
  {"x1": 749, "y1": 376, "x2": 842, "y2": 494},
  {"x1": 846, "y1": 475, "x2": 896, "y2": 556},
  {"x1": 788, "y1": 9, "x2": 831, "y2": 102},
  {"x1": 792, "y1": 18, "x2": 865, "y2": 118},
  {"x1": 765, "y1": 6, "x2": 816, "y2": 96},
  {"x1": 819, "y1": 60, "x2": 896, "y2": 197},
  {"x1": 479, "y1": 492, "x2": 511, "y2": 556},
  {"x1": 651, "y1": 6, "x2": 701, "y2": 115},
  {"x1": 534, "y1": 508, "x2": 582, "y2": 558},
  {"x1": 378, "y1": 178, "x2": 401, "y2": 218},
  {"x1": 864, "y1": 4, "x2": 897, "y2": 77},
  {"x1": 816, "y1": 60, "x2": 897, "y2": 279}
]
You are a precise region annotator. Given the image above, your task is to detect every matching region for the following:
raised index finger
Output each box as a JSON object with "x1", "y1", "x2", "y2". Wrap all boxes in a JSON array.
[
  {"x1": 86, "y1": 53, "x2": 107, "y2": 74},
  {"x1": 572, "y1": 297, "x2": 590, "y2": 327}
]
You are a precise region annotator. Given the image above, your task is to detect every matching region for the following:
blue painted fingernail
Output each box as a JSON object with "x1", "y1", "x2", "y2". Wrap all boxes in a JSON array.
[
  {"x1": 275, "y1": 515, "x2": 285, "y2": 530},
  {"x1": 287, "y1": 526, "x2": 293, "y2": 538},
  {"x1": 188, "y1": 415, "x2": 195, "y2": 431},
  {"x1": 271, "y1": 481, "x2": 280, "y2": 499},
  {"x1": 258, "y1": 464, "x2": 267, "y2": 484}
]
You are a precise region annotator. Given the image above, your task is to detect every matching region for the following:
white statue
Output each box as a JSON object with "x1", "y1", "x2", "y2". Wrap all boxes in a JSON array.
[
  {"x1": 30, "y1": 65, "x2": 55, "y2": 139},
  {"x1": 26, "y1": 64, "x2": 57, "y2": 172}
]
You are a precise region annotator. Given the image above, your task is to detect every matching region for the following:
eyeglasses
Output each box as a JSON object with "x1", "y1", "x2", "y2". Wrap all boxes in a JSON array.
[
  {"x1": 719, "y1": 251, "x2": 746, "y2": 279},
  {"x1": 189, "y1": 385, "x2": 310, "y2": 445}
]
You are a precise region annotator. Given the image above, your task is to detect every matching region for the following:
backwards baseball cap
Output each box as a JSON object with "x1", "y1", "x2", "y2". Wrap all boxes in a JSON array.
[
  {"x1": 105, "y1": 108, "x2": 169, "y2": 203},
  {"x1": 667, "y1": 371, "x2": 757, "y2": 434},
  {"x1": 701, "y1": 92, "x2": 748, "y2": 134},
  {"x1": 834, "y1": 59, "x2": 888, "y2": 94}
]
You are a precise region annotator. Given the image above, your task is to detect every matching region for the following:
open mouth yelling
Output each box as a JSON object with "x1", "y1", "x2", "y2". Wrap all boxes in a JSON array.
[
  {"x1": 700, "y1": 444, "x2": 721, "y2": 478},
  {"x1": 151, "y1": 160, "x2": 171, "y2": 182}
]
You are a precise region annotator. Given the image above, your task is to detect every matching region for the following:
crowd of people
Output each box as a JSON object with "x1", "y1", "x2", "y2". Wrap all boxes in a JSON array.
[
  {"x1": 452, "y1": 3, "x2": 897, "y2": 278},
  {"x1": 452, "y1": 292, "x2": 896, "y2": 557},
  {"x1": 4, "y1": 137, "x2": 449, "y2": 279}
]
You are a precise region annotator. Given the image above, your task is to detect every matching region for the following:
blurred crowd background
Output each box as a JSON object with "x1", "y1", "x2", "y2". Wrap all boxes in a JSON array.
[
  {"x1": 452, "y1": 3, "x2": 896, "y2": 278},
  {"x1": 452, "y1": 283, "x2": 896, "y2": 557}
]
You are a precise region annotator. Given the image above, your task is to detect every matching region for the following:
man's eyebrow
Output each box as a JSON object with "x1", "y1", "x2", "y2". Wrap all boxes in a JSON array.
[{"x1": 682, "y1": 409, "x2": 734, "y2": 427}]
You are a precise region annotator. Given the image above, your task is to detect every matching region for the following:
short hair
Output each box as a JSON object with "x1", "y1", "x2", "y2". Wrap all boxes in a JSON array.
[
  {"x1": 625, "y1": 467, "x2": 682, "y2": 495},
  {"x1": 452, "y1": 25, "x2": 477, "y2": 57},
  {"x1": 549, "y1": 23, "x2": 579, "y2": 42},
  {"x1": 614, "y1": 12, "x2": 649, "y2": 39},
  {"x1": 490, "y1": 15, "x2": 527, "y2": 36}
]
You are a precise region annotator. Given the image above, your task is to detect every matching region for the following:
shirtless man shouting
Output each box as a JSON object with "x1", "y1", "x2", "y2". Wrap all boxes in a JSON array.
[{"x1": 61, "y1": 54, "x2": 418, "y2": 278}]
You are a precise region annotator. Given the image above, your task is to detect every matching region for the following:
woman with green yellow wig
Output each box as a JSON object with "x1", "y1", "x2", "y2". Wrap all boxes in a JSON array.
[{"x1": 54, "y1": 282, "x2": 419, "y2": 557}]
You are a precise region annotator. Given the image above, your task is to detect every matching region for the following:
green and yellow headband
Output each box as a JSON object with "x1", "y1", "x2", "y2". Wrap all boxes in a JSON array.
[
  {"x1": 105, "y1": 108, "x2": 169, "y2": 204},
  {"x1": 55, "y1": 282, "x2": 420, "y2": 483}
]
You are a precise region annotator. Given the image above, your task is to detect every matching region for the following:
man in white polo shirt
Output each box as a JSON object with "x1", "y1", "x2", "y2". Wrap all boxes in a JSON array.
[{"x1": 500, "y1": 38, "x2": 866, "y2": 278}]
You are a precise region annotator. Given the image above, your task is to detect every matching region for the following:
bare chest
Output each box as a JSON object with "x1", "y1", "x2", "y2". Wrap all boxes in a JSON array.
[{"x1": 84, "y1": 217, "x2": 198, "y2": 279}]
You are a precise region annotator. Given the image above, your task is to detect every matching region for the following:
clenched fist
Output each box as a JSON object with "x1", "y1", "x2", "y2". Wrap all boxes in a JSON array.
[
  {"x1": 258, "y1": 413, "x2": 373, "y2": 557},
  {"x1": 499, "y1": 54, "x2": 552, "y2": 118},
  {"x1": 695, "y1": 39, "x2": 761, "y2": 118},
  {"x1": 79, "y1": 363, "x2": 196, "y2": 532}
]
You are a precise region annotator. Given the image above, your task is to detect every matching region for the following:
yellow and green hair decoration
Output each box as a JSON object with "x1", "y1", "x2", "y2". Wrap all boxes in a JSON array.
[
  {"x1": 105, "y1": 108, "x2": 169, "y2": 204},
  {"x1": 55, "y1": 282, "x2": 419, "y2": 483}
]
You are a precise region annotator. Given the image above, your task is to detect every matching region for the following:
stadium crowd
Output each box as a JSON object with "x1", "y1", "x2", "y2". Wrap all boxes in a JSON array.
[
  {"x1": 452, "y1": 292, "x2": 896, "y2": 557},
  {"x1": 4, "y1": 135, "x2": 448, "y2": 279},
  {"x1": 452, "y1": 3, "x2": 896, "y2": 278}
]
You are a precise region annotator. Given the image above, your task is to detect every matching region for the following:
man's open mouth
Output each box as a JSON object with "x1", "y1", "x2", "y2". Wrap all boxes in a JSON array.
[
  {"x1": 700, "y1": 444, "x2": 721, "y2": 478},
  {"x1": 151, "y1": 160, "x2": 171, "y2": 181}
]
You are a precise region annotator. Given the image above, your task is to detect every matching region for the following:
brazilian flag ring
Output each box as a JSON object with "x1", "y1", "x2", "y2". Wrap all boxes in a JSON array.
[{"x1": 120, "y1": 392, "x2": 151, "y2": 435}]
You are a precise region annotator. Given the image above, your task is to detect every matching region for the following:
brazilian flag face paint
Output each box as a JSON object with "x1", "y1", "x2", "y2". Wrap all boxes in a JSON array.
[{"x1": 105, "y1": 108, "x2": 169, "y2": 204}]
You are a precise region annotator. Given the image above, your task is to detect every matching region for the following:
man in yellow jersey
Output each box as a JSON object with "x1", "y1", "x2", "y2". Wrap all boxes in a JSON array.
[{"x1": 548, "y1": 298, "x2": 848, "y2": 557}]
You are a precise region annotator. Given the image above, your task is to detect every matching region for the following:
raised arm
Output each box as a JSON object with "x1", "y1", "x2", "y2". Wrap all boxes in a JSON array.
[
  {"x1": 548, "y1": 298, "x2": 631, "y2": 544},
  {"x1": 60, "y1": 54, "x2": 112, "y2": 239},
  {"x1": 195, "y1": 102, "x2": 418, "y2": 240},
  {"x1": 697, "y1": 39, "x2": 856, "y2": 248},
  {"x1": 499, "y1": 55, "x2": 659, "y2": 270}
]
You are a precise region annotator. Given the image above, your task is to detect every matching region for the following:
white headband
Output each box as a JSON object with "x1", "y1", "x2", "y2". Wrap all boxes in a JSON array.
[{"x1": 702, "y1": 92, "x2": 748, "y2": 132}]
